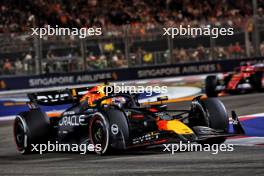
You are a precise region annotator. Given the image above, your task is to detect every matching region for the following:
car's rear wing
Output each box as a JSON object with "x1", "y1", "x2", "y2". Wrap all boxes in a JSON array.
[{"x1": 27, "y1": 87, "x2": 91, "y2": 106}]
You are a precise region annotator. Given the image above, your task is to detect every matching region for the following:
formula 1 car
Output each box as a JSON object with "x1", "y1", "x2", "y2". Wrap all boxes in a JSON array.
[
  {"x1": 13, "y1": 85, "x2": 244, "y2": 155},
  {"x1": 205, "y1": 64, "x2": 264, "y2": 97}
]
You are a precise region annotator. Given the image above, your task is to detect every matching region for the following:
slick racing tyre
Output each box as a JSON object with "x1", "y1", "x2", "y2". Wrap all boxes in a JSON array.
[
  {"x1": 89, "y1": 112, "x2": 110, "y2": 155},
  {"x1": 192, "y1": 98, "x2": 229, "y2": 145},
  {"x1": 205, "y1": 75, "x2": 218, "y2": 97},
  {"x1": 201, "y1": 98, "x2": 229, "y2": 144},
  {"x1": 224, "y1": 74, "x2": 233, "y2": 85},
  {"x1": 13, "y1": 110, "x2": 51, "y2": 154},
  {"x1": 251, "y1": 72, "x2": 264, "y2": 92},
  {"x1": 13, "y1": 115, "x2": 30, "y2": 154},
  {"x1": 202, "y1": 98, "x2": 229, "y2": 133}
]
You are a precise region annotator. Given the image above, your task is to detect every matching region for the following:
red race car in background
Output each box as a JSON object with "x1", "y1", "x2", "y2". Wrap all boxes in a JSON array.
[{"x1": 205, "y1": 63, "x2": 264, "y2": 97}]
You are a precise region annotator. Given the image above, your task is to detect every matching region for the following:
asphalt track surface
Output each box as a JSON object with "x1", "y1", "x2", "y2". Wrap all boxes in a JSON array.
[{"x1": 0, "y1": 93, "x2": 264, "y2": 176}]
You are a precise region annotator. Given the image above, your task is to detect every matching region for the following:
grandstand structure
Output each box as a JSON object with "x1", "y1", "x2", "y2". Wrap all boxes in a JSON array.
[{"x1": 0, "y1": 0, "x2": 264, "y2": 76}]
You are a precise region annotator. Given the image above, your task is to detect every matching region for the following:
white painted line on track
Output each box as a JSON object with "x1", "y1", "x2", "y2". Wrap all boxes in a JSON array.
[{"x1": 226, "y1": 137, "x2": 264, "y2": 146}]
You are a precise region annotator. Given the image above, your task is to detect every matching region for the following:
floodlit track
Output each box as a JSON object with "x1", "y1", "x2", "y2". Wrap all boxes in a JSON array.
[{"x1": 0, "y1": 93, "x2": 264, "y2": 176}]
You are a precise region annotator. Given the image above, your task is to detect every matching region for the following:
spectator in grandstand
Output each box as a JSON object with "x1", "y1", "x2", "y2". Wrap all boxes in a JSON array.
[
  {"x1": 134, "y1": 47, "x2": 144, "y2": 65},
  {"x1": 215, "y1": 47, "x2": 228, "y2": 60},
  {"x1": 178, "y1": 48, "x2": 189, "y2": 63},
  {"x1": 103, "y1": 43, "x2": 115, "y2": 53},
  {"x1": 45, "y1": 50, "x2": 56, "y2": 74},
  {"x1": 195, "y1": 45, "x2": 207, "y2": 61},
  {"x1": 233, "y1": 42, "x2": 244, "y2": 57},
  {"x1": 111, "y1": 50, "x2": 126, "y2": 68},
  {"x1": 3, "y1": 59, "x2": 13, "y2": 75},
  {"x1": 190, "y1": 49, "x2": 200, "y2": 62},
  {"x1": 14, "y1": 59, "x2": 24, "y2": 75},
  {"x1": 143, "y1": 52, "x2": 153, "y2": 65},
  {"x1": 87, "y1": 54, "x2": 107, "y2": 70},
  {"x1": 97, "y1": 55, "x2": 108, "y2": 69},
  {"x1": 24, "y1": 53, "x2": 34, "y2": 74},
  {"x1": 86, "y1": 53, "x2": 98, "y2": 70},
  {"x1": 227, "y1": 42, "x2": 244, "y2": 58}
]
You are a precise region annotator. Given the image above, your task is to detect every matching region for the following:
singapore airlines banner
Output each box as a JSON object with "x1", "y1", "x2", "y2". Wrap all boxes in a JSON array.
[{"x1": 0, "y1": 57, "x2": 264, "y2": 90}]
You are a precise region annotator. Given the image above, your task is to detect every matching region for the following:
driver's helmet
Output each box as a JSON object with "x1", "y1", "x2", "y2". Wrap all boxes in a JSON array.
[{"x1": 240, "y1": 65, "x2": 254, "y2": 72}]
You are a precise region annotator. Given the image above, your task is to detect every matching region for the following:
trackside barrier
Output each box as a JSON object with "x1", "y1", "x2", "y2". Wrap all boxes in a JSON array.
[{"x1": 0, "y1": 57, "x2": 264, "y2": 90}]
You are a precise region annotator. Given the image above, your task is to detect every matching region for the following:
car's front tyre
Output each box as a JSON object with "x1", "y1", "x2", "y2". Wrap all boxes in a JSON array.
[
  {"x1": 89, "y1": 112, "x2": 110, "y2": 155},
  {"x1": 190, "y1": 98, "x2": 229, "y2": 145}
]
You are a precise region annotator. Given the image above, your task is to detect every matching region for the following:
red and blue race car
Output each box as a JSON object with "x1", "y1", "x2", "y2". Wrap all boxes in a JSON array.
[{"x1": 13, "y1": 83, "x2": 244, "y2": 155}]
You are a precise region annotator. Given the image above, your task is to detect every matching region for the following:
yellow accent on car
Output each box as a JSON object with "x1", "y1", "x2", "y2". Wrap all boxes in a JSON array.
[
  {"x1": 72, "y1": 89, "x2": 77, "y2": 96},
  {"x1": 166, "y1": 120, "x2": 194, "y2": 134}
]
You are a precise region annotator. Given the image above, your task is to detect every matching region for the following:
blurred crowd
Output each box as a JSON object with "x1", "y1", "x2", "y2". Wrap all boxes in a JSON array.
[
  {"x1": 1, "y1": 0, "x2": 264, "y2": 33},
  {"x1": 0, "y1": 49, "x2": 129, "y2": 75},
  {"x1": 1, "y1": 0, "x2": 264, "y2": 75},
  {"x1": 3, "y1": 41, "x2": 264, "y2": 75},
  {"x1": 0, "y1": 53, "x2": 34, "y2": 75}
]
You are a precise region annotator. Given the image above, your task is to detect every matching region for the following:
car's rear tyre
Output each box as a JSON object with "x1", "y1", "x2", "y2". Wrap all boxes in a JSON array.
[
  {"x1": 89, "y1": 112, "x2": 110, "y2": 155},
  {"x1": 224, "y1": 74, "x2": 233, "y2": 85},
  {"x1": 14, "y1": 116, "x2": 30, "y2": 154},
  {"x1": 13, "y1": 110, "x2": 50, "y2": 154},
  {"x1": 205, "y1": 75, "x2": 218, "y2": 97},
  {"x1": 252, "y1": 72, "x2": 264, "y2": 92},
  {"x1": 196, "y1": 98, "x2": 229, "y2": 145}
]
